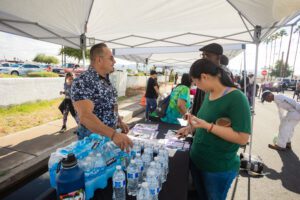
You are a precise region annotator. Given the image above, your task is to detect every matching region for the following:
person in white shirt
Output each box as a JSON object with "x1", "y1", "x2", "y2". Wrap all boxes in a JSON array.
[{"x1": 261, "y1": 90, "x2": 300, "y2": 150}]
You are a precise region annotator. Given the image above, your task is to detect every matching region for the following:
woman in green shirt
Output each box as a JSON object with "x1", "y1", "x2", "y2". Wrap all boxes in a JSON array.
[
  {"x1": 178, "y1": 59, "x2": 251, "y2": 200},
  {"x1": 161, "y1": 73, "x2": 191, "y2": 124}
]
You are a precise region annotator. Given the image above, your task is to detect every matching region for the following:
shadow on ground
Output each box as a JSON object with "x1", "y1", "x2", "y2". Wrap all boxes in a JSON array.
[{"x1": 264, "y1": 150, "x2": 300, "y2": 194}]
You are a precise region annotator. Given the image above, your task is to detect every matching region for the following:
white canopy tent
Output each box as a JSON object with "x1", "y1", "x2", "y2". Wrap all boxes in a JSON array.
[
  {"x1": 113, "y1": 44, "x2": 244, "y2": 66},
  {"x1": 1, "y1": 0, "x2": 300, "y2": 166},
  {"x1": 0, "y1": 0, "x2": 299, "y2": 49}
]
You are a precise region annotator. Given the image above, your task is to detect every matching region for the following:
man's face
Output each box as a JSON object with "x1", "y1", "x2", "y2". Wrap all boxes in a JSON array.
[
  {"x1": 98, "y1": 47, "x2": 116, "y2": 73},
  {"x1": 265, "y1": 94, "x2": 274, "y2": 102},
  {"x1": 201, "y1": 51, "x2": 220, "y2": 65}
]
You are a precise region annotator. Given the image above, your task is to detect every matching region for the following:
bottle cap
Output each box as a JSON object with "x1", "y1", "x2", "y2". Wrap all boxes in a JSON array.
[
  {"x1": 142, "y1": 182, "x2": 148, "y2": 187},
  {"x1": 62, "y1": 153, "x2": 77, "y2": 168},
  {"x1": 116, "y1": 165, "x2": 121, "y2": 170}
]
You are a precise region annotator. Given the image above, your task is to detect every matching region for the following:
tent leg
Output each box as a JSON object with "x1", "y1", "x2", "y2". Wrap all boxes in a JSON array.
[
  {"x1": 243, "y1": 48, "x2": 247, "y2": 94},
  {"x1": 82, "y1": 49, "x2": 86, "y2": 68}
]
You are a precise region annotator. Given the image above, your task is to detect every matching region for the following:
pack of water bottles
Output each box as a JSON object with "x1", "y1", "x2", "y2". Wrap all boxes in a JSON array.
[
  {"x1": 113, "y1": 142, "x2": 170, "y2": 200},
  {"x1": 48, "y1": 134, "x2": 130, "y2": 200}
]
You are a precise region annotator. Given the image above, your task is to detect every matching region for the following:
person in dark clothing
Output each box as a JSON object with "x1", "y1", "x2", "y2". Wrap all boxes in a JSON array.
[
  {"x1": 145, "y1": 70, "x2": 160, "y2": 120},
  {"x1": 174, "y1": 72, "x2": 178, "y2": 84},
  {"x1": 59, "y1": 72, "x2": 79, "y2": 133}
]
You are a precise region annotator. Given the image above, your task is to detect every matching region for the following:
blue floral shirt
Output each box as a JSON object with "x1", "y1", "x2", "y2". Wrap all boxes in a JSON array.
[{"x1": 71, "y1": 67, "x2": 118, "y2": 128}]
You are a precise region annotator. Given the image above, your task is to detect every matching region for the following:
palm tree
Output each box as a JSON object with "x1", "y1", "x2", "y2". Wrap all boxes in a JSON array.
[
  {"x1": 292, "y1": 25, "x2": 300, "y2": 78},
  {"x1": 277, "y1": 29, "x2": 288, "y2": 61},
  {"x1": 272, "y1": 33, "x2": 280, "y2": 69}
]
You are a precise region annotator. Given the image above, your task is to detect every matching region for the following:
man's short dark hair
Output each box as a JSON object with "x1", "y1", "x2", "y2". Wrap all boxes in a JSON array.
[
  {"x1": 261, "y1": 90, "x2": 272, "y2": 103},
  {"x1": 90, "y1": 43, "x2": 107, "y2": 62},
  {"x1": 150, "y1": 70, "x2": 157, "y2": 75},
  {"x1": 220, "y1": 55, "x2": 229, "y2": 66},
  {"x1": 199, "y1": 43, "x2": 223, "y2": 55}
]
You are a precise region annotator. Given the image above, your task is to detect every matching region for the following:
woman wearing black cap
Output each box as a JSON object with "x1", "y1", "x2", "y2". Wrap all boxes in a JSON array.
[{"x1": 177, "y1": 59, "x2": 251, "y2": 199}]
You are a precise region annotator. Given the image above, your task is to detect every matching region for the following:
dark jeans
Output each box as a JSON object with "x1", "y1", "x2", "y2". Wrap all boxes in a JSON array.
[
  {"x1": 190, "y1": 160, "x2": 237, "y2": 200},
  {"x1": 145, "y1": 98, "x2": 157, "y2": 119}
]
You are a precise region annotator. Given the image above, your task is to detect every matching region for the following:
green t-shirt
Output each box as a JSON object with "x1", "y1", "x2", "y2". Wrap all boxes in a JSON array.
[
  {"x1": 161, "y1": 85, "x2": 190, "y2": 124},
  {"x1": 190, "y1": 89, "x2": 251, "y2": 172}
]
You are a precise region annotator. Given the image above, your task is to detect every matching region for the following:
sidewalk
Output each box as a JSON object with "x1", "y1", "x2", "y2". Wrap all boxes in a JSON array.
[
  {"x1": 0, "y1": 83, "x2": 174, "y2": 195},
  {"x1": 0, "y1": 94, "x2": 145, "y2": 194}
]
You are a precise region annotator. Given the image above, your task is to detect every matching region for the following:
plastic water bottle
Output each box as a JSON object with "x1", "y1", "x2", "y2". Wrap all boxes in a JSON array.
[
  {"x1": 154, "y1": 157, "x2": 163, "y2": 189},
  {"x1": 127, "y1": 159, "x2": 139, "y2": 196},
  {"x1": 56, "y1": 153, "x2": 85, "y2": 199},
  {"x1": 157, "y1": 155, "x2": 167, "y2": 183},
  {"x1": 146, "y1": 171, "x2": 159, "y2": 200},
  {"x1": 137, "y1": 182, "x2": 151, "y2": 200},
  {"x1": 144, "y1": 144, "x2": 153, "y2": 160},
  {"x1": 131, "y1": 143, "x2": 141, "y2": 158},
  {"x1": 159, "y1": 149, "x2": 169, "y2": 175},
  {"x1": 112, "y1": 165, "x2": 126, "y2": 200},
  {"x1": 135, "y1": 153, "x2": 144, "y2": 184},
  {"x1": 141, "y1": 151, "x2": 152, "y2": 179}
]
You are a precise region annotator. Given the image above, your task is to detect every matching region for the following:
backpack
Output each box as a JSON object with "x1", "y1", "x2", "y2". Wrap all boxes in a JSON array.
[{"x1": 156, "y1": 95, "x2": 171, "y2": 118}]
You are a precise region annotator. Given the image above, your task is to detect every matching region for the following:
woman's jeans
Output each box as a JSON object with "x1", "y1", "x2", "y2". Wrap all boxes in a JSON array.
[
  {"x1": 190, "y1": 160, "x2": 238, "y2": 200},
  {"x1": 145, "y1": 98, "x2": 157, "y2": 120}
]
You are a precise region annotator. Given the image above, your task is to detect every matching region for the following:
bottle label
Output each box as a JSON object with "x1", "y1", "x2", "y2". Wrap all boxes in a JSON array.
[
  {"x1": 127, "y1": 172, "x2": 139, "y2": 179},
  {"x1": 113, "y1": 180, "x2": 125, "y2": 188},
  {"x1": 59, "y1": 188, "x2": 85, "y2": 200},
  {"x1": 150, "y1": 188, "x2": 159, "y2": 195},
  {"x1": 106, "y1": 157, "x2": 116, "y2": 166}
]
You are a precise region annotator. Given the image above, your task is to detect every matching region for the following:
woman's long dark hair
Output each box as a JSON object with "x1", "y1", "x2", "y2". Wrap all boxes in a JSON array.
[
  {"x1": 180, "y1": 73, "x2": 192, "y2": 87},
  {"x1": 189, "y1": 59, "x2": 235, "y2": 88},
  {"x1": 65, "y1": 72, "x2": 73, "y2": 83}
]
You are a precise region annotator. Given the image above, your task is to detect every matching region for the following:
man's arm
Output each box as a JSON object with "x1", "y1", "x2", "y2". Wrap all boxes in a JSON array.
[
  {"x1": 154, "y1": 85, "x2": 160, "y2": 97},
  {"x1": 177, "y1": 99, "x2": 187, "y2": 116},
  {"x1": 73, "y1": 99, "x2": 132, "y2": 151}
]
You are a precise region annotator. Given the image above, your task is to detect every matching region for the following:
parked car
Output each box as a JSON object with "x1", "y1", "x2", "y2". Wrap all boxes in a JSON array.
[
  {"x1": 274, "y1": 77, "x2": 298, "y2": 90},
  {"x1": 0, "y1": 64, "x2": 43, "y2": 76},
  {"x1": 63, "y1": 63, "x2": 86, "y2": 76},
  {"x1": 261, "y1": 81, "x2": 284, "y2": 93},
  {"x1": 40, "y1": 64, "x2": 54, "y2": 72},
  {"x1": 0, "y1": 63, "x2": 22, "y2": 75},
  {"x1": 52, "y1": 63, "x2": 86, "y2": 77}
]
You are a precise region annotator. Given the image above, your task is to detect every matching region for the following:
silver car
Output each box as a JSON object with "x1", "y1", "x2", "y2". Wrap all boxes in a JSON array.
[
  {"x1": 0, "y1": 63, "x2": 43, "y2": 76},
  {"x1": 0, "y1": 63, "x2": 22, "y2": 75}
]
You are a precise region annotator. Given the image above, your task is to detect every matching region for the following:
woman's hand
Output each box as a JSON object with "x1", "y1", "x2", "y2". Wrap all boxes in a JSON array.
[
  {"x1": 188, "y1": 115, "x2": 210, "y2": 130},
  {"x1": 176, "y1": 126, "x2": 190, "y2": 138}
]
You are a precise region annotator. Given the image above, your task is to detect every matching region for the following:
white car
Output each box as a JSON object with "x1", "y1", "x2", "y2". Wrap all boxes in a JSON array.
[{"x1": 0, "y1": 63, "x2": 43, "y2": 76}]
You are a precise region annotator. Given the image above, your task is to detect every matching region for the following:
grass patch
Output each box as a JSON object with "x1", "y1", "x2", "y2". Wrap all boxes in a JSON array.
[
  {"x1": 0, "y1": 98, "x2": 63, "y2": 136},
  {"x1": 0, "y1": 74, "x2": 21, "y2": 78},
  {"x1": 27, "y1": 71, "x2": 59, "y2": 77}
]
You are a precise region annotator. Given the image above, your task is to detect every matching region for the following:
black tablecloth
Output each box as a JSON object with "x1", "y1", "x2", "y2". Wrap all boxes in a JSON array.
[{"x1": 39, "y1": 122, "x2": 190, "y2": 200}]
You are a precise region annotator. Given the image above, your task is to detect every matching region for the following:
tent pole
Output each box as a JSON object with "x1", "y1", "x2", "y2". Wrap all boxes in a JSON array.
[
  {"x1": 80, "y1": 34, "x2": 87, "y2": 69},
  {"x1": 243, "y1": 48, "x2": 247, "y2": 94},
  {"x1": 249, "y1": 26, "x2": 262, "y2": 162}
]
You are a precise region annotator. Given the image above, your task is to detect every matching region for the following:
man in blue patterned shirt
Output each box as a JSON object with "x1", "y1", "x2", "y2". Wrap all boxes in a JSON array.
[{"x1": 71, "y1": 43, "x2": 132, "y2": 152}]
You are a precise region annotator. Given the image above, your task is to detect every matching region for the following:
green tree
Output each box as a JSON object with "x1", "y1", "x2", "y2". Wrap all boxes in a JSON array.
[
  {"x1": 59, "y1": 47, "x2": 90, "y2": 63},
  {"x1": 33, "y1": 54, "x2": 59, "y2": 64},
  {"x1": 270, "y1": 60, "x2": 292, "y2": 78}
]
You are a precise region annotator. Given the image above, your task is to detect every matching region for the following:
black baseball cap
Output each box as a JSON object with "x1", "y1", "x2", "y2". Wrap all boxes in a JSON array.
[
  {"x1": 220, "y1": 55, "x2": 229, "y2": 65},
  {"x1": 150, "y1": 70, "x2": 157, "y2": 75},
  {"x1": 199, "y1": 43, "x2": 223, "y2": 55}
]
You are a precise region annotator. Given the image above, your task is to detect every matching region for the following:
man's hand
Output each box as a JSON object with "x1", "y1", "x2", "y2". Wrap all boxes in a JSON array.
[
  {"x1": 119, "y1": 121, "x2": 129, "y2": 134},
  {"x1": 112, "y1": 133, "x2": 133, "y2": 152}
]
